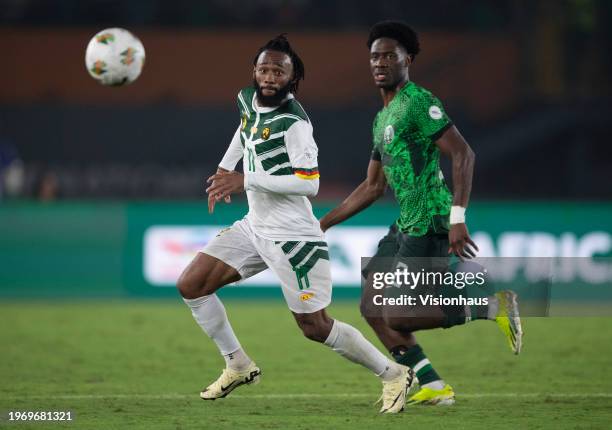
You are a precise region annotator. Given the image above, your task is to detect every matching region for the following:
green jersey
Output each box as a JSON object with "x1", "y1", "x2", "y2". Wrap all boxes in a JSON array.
[{"x1": 371, "y1": 81, "x2": 453, "y2": 237}]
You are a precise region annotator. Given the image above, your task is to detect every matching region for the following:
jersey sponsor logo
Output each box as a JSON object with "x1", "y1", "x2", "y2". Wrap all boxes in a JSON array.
[
  {"x1": 299, "y1": 292, "x2": 315, "y2": 301},
  {"x1": 383, "y1": 125, "x2": 395, "y2": 146},
  {"x1": 429, "y1": 106, "x2": 443, "y2": 120},
  {"x1": 250, "y1": 126, "x2": 258, "y2": 135},
  {"x1": 261, "y1": 127, "x2": 271, "y2": 140}
]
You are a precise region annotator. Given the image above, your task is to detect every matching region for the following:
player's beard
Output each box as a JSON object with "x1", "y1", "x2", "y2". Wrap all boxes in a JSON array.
[{"x1": 253, "y1": 79, "x2": 292, "y2": 107}]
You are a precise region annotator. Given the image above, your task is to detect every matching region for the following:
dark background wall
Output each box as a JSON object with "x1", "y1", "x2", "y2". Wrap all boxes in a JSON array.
[{"x1": 1, "y1": 0, "x2": 611, "y2": 200}]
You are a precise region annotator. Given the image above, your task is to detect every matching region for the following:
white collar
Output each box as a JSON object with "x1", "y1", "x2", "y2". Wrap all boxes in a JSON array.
[{"x1": 252, "y1": 92, "x2": 294, "y2": 113}]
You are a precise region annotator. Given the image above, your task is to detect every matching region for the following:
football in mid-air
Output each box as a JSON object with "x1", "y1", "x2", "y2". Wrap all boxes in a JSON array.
[{"x1": 85, "y1": 28, "x2": 145, "y2": 86}]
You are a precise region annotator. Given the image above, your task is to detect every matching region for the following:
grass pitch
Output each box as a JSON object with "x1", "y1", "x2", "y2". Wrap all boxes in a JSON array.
[{"x1": 1, "y1": 300, "x2": 611, "y2": 429}]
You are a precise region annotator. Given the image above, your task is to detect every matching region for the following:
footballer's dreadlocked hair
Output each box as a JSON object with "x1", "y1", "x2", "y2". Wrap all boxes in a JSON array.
[
  {"x1": 367, "y1": 21, "x2": 421, "y2": 60},
  {"x1": 253, "y1": 33, "x2": 305, "y2": 94}
]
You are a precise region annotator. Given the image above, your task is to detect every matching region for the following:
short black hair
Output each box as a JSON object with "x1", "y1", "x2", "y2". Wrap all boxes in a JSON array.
[
  {"x1": 367, "y1": 21, "x2": 420, "y2": 60},
  {"x1": 253, "y1": 34, "x2": 305, "y2": 94}
]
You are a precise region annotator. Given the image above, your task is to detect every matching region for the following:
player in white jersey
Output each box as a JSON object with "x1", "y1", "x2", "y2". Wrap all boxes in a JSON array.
[{"x1": 177, "y1": 35, "x2": 414, "y2": 413}]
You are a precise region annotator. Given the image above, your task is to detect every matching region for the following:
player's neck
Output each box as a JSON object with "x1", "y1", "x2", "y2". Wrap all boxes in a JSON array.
[{"x1": 380, "y1": 79, "x2": 410, "y2": 107}]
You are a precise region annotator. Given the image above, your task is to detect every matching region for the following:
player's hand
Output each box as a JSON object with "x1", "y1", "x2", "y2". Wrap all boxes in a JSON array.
[
  {"x1": 448, "y1": 223, "x2": 478, "y2": 261},
  {"x1": 207, "y1": 191, "x2": 231, "y2": 214},
  {"x1": 206, "y1": 171, "x2": 244, "y2": 205},
  {"x1": 206, "y1": 169, "x2": 234, "y2": 214}
]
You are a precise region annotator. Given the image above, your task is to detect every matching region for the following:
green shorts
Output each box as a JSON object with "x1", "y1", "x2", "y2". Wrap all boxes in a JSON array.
[{"x1": 362, "y1": 223, "x2": 450, "y2": 279}]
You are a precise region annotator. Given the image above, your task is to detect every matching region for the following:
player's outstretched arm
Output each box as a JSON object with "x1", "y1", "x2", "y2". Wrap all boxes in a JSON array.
[
  {"x1": 435, "y1": 126, "x2": 478, "y2": 260},
  {"x1": 244, "y1": 173, "x2": 319, "y2": 196},
  {"x1": 319, "y1": 159, "x2": 386, "y2": 232},
  {"x1": 206, "y1": 168, "x2": 319, "y2": 203}
]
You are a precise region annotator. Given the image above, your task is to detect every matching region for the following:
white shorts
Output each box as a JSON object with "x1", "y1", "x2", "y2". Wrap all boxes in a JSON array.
[{"x1": 202, "y1": 218, "x2": 332, "y2": 314}]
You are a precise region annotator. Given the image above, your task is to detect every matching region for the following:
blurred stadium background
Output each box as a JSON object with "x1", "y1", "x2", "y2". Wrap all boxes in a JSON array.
[
  {"x1": 1, "y1": 1, "x2": 612, "y2": 428},
  {"x1": 0, "y1": 0, "x2": 610, "y2": 298}
]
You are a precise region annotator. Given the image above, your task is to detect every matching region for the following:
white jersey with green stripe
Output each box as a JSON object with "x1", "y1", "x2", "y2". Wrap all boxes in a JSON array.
[{"x1": 218, "y1": 87, "x2": 323, "y2": 241}]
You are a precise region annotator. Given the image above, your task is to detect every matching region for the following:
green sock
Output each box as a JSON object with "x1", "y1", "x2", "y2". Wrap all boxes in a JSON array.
[{"x1": 391, "y1": 344, "x2": 441, "y2": 385}]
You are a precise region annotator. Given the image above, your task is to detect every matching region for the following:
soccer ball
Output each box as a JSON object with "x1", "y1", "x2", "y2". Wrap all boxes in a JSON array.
[{"x1": 85, "y1": 28, "x2": 145, "y2": 86}]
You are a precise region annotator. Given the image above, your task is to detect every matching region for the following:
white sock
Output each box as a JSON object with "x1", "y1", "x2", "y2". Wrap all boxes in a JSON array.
[
  {"x1": 324, "y1": 320, "x2": 401, "y2": 381},
  {"x1": 183, "y1": 294, "x2": 252, "y2": 370},
  {"x1": 378, "y1": 364, "x2": 403, "y2": 381},
  {"x1": 223, "y1": 348, "x2": 252, "y2": 371}
]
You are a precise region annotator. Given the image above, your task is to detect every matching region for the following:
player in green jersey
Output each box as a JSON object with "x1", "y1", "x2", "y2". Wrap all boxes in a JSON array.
[{"x1": 320, "y1": 21, "x2": 523, "y2": 405}]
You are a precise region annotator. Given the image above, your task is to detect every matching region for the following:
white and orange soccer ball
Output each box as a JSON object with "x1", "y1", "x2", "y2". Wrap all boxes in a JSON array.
[{"x1": 85, "y1": 28, "x2": 145, "y2": 86}]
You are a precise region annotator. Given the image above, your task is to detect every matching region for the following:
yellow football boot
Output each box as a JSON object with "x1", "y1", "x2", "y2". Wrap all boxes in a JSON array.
[
  {"x1": 495, "y1": 290, "x2": 523, "y2": 354},
  {"x1": 407, "y1": 384, "x2": 455, "y2": 406}
]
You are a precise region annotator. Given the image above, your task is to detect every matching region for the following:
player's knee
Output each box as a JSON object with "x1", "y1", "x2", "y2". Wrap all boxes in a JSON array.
[
  {"x1": 296, "y1": 320, "x2": 328, "y2": 343},
  {"x1": 363, "y1": 314, "x2": 385, "y2": 331},
  {"x1": 176, "y1": 269, "x2": 218, "y2": 299},
  {"x1": 200, "y1": 275, "x2": 223, "y2": 296},
  {"x1": 176, "y1": 271, "x2": 194, "y2": 298}
]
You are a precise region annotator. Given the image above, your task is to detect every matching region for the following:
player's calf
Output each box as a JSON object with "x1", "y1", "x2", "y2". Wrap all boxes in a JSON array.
[
  {"x1": 384, "y1": 315, "x2": 448, "y2": 333},
  {"x1": 363, "y1": 305, "x2": 451, "y2": 404},
  {"x1": 293, "y1": 309, "x2": 334, "y2": 343}
]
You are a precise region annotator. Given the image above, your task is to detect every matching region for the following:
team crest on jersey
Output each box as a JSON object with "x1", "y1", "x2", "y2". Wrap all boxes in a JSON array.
[
  {"x1": 429, "y1": 106, "x2": 443, "y2": 120},
  {"x1": 383, "y1": 125, "x2": 395, "y2": 146},
  {"x1": 299, "y1": 292, "x2": 315, "y2": 301},
  {"x1": 261, "y1": 127, "x2": 271, "y2": 140},
  {"x1": 241, "y1": 115, "x2": 247, "y2": 130}
]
